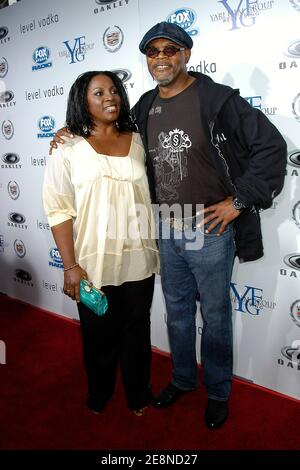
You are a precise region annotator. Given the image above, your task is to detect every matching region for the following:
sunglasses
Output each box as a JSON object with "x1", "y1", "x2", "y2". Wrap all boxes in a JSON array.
[{"x1": 145, "y1": 45, "x2": 185, "y2": 58}]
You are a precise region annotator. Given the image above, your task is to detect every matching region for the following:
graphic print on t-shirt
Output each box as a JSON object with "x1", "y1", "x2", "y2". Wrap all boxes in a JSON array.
[{"x1": 150, "y1": 128, "x2": 191, "y2": 202}]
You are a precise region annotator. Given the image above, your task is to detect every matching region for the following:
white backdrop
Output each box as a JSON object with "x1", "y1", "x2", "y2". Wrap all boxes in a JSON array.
[{"x1": 0, "y1": 0, "x2": 299, "y2": 400}]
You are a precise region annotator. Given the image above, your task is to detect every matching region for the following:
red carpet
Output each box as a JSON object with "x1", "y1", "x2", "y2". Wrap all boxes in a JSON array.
[{"x1": 0, "y1": 293, "x2": 299, "y2": 451}]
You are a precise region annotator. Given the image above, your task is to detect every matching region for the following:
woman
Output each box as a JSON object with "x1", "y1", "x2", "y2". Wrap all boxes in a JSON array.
[{"x1": 43, "y1": 71, "x2": 159, "y2": 416}]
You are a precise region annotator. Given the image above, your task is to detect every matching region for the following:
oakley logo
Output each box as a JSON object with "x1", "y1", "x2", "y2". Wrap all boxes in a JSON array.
[
  {"x1": 283, "y1": 39, "x2": 300, "y2": 58},
  {"x1": 288, "y1": 150, "x2": 300, "y2": 167},
  {"x1": 14, "y1": 269, "x2": 32, "y2": 282},
  {"x1": 284, "y1": 254, "x2": 300, "y2": 270},
  {"x1": 281, "y1": 344, "x2": 300, "y2": 365},
  {"x1": 2, "y1": 153, "x2": 19, "y2": 164},
  {"x1": 0, "y1": 91, "x2": 14, "y2": 103},
  {"x1": 111, "y1": 69, "x2": 131, "y2": 83},
  {"x1": 8, "y1": 212, "x2": 26, "y2": 224},
  {"x1": 95, "y1": 0, "x2": 116, "y2": 3},
  {"x1": 0, "y1": 27, "x2": 8, "y2": 40}
]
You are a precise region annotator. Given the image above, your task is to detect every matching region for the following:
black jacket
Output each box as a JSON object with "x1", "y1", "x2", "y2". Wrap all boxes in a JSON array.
[{"x1": 132, "y1": 72, "x2": 287, "y2": 262}]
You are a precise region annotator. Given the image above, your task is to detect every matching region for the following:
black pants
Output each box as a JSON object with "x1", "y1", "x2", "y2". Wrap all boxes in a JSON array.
[{"x1": 77, "y1": 275, "x2": 155, "y2": 410}]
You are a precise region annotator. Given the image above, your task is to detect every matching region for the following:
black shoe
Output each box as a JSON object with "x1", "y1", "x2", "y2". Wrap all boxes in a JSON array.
[
  {"x1": 86, "y1": 395, "x2": 107, "y2": 414},
  {"x1": 152, "y1": 383, "x2": 187, "y2": 408},
  {"x1": 204, "y1": 398, "x2": 228, "y2": 430}
]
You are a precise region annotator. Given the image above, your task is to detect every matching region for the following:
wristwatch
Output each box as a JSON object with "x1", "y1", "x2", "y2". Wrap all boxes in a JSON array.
[{"x1": 232, "y1": 197, "x2": 246, "y2": 211}]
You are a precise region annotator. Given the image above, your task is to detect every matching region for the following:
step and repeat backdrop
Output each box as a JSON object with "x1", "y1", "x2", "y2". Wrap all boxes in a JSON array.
[{"x1": 0, "y1": 0, "x2": 299, "y2": 399}]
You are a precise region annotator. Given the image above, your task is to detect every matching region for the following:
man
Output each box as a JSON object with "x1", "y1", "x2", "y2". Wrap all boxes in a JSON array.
[
  {"x1": 50, "y1": 22, "x2": 286, "y2": 430},
  {"x1": 132, "y1": 21, "x2": 286, "y2": 429}
]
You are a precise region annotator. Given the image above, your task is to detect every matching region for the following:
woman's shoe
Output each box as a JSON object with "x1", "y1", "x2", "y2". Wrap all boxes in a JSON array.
[
  {"x1": 132, "y1": 406, "x2": 147, "y2": 416},
  {"x1": 86, "y1": 395, "x2": 107, "y2": 414}
]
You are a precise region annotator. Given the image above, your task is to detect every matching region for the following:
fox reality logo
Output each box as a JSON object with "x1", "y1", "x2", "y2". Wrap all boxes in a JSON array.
[
  {"x1": 32, "y1": 46, "x2": 52, "y2": 71},
  {"x1": 167, "y1": 8, "x2": 199, "y2": 36},
  {"x1": 37, "y1": 116, "x2": 55, "y2": 138},
  {"x1": 48, "y1": 247, "x2": 63, "y2": 269}
]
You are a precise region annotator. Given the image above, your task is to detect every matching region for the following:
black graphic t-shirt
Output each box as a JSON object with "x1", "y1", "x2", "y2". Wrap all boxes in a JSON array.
[{"x1": 147, "y1": 80, "x2": 230, "y2": 209}]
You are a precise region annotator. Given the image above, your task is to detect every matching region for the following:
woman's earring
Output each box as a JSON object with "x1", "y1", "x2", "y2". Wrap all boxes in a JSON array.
[{"x1": 82, "y1": 124, "x2": 88, "y2": 135}]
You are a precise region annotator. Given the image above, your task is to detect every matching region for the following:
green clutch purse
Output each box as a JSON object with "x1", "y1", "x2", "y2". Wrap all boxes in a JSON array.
[{"x1": 80, "y1": 280, "x2": 108, "y2": 316}]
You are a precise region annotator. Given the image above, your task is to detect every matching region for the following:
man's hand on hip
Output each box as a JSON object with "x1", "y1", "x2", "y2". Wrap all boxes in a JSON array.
[{"x1": 200, "y1": 196, "x2": 242, "y2": 236}]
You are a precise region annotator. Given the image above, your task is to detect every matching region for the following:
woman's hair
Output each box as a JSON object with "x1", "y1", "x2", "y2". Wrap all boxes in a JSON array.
[{"x1": 65, "y1": 70, "x2": 136, "y2": 136}]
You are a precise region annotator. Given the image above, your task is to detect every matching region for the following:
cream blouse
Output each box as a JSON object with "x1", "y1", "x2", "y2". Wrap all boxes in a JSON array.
[{"x1": 43, "y1": 132, "x2": 159, "y2": 288}]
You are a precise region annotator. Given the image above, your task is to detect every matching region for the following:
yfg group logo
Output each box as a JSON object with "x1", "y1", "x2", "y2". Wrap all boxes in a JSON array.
[
  {"x1": 244, "y1": 95, "x2": 277, "y2": 117},
  {"x1": 32, "y1": 46, "x2": 52, "y2": 71},
  {"x1": 230, "y1": 282, "x2": 275, "y2": 316},
  {"x1": 1, "y1": 120, "x2": 14, "y2": 140},
  {"x1": 167, "y1": 8, "x2": 199, "y2": 36},
  {"x1": 0, "y1": 26, "x2": 10, "y2": 44},
  {"x1": 103, "y1": 26, "x2": 124, "y2": 53},
  {"x1": 211, "y1": 0, "x2": 275, "y2": 31},
  {"x1": 37, "y1": 116, "x2": 55, "y2": 138},
  {"x1": 94, "y1": 0, "x2": 130, "y2": 14},
  {"x1": 290, "y1": 300, "x2": 300, "y2": 328},
  {"x1": 292, "y1": 93, "x2": 300, "y2": 123},
  {"x1": 0, "y1": 57, "x2": 8, "y2": 78},
  {"x1": 60, "y1": 36, "x2": 94, "y2": 64},
  {"x1": 14, "y1": 239, "x2": 26, "y2": 258},
  {"x1": 0, "y1": 90, "x2": 16, "y2": 108},
  {"x1": 7, "y1": 180, "x2": 20, "y2": 200},
  {"x1": 49, "y1": 247, "x2": 63, "y2": 269},
  {"x1": 1, "y1": 153, "x2": 21, "y2": 169}
]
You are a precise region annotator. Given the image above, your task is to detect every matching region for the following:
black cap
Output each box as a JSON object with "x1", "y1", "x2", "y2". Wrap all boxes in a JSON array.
[{"x1": 139, "y1": 21, "x2": 193, "y2": 54}]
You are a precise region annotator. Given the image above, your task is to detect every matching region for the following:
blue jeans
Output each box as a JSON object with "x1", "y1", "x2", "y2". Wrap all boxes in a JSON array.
[{"x1": 158, "y1": 219, "x2": 235, "y2": 401}]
